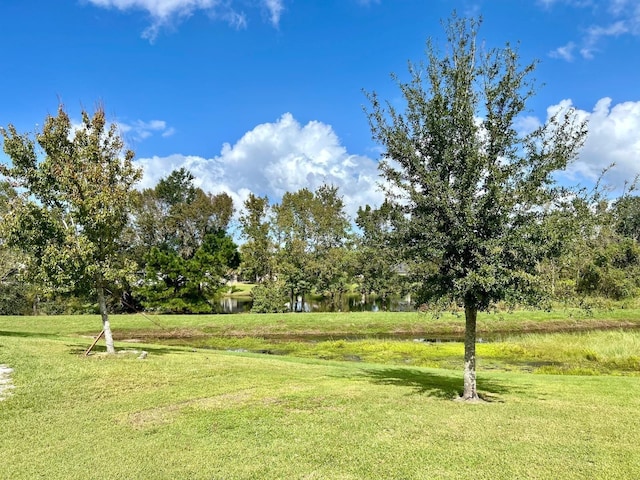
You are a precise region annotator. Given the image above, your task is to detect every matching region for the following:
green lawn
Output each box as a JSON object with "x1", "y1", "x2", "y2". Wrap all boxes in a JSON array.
[
  {"x1": 1, "y1": 312, "x2": 640, "y2": 479},
  {"x1": 224, "y1": 282, "x2": 256, "y2": 297}
]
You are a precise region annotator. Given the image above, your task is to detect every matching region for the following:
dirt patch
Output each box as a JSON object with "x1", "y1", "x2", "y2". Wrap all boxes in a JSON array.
[
  {"x1": 125, "y1": 390, "x2": 255, "y2": 429},
  {"x1": 127, "y1": 404, "x2": 183, "y2": 429},
  {"x1": 0, "y1": 365, "x2": 14, "y2": 401}
]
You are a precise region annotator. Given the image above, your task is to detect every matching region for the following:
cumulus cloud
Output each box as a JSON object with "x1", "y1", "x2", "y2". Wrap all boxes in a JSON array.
[
  {"x1": 132, "y1": 96, "x2": 640, "y2": 218},
  {"x1": 543, "y1": 0, "x2": 640, "y2": 60},
  {"x1": 134, "y1": 113, "x2": 384, "y2": 219},
  {"x1": 86, "y1": 0, "x2": 284, "y2": 40},
  {"x1": 544, "y1": 97, "x2": 640, "y2": 188}
]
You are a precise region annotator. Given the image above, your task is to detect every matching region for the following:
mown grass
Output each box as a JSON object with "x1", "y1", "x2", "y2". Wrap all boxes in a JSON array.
[
  {"x1": 224, "y1": 282, "x2": 256, "y2": 297},
  {"x1": 2, "y1": 311, "x2": 640, "y2": 478},
  {"x1": 2, "y1": 329, "x2": 640, "y2": 479}
]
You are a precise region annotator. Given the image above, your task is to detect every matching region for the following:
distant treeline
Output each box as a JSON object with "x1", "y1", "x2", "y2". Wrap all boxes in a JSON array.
[{"x1": 1, "y1": 165, "x2": 639, "y2": 315}]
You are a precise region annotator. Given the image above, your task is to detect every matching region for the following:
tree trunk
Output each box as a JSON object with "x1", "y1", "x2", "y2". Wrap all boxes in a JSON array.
[
  {"x1": 96, "y1": 280, "x2": 116, "y2": 354},
  {"x1": 32, "y1": 295, "x2": 39, "y2": 316},
  {"x1": 462, "y1": 304, "x2": 479, "y2": 400}
]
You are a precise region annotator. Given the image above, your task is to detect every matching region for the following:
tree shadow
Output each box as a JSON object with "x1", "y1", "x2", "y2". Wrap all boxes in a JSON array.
[
  {"x1": 0, "y1": 330, "x2": 59, "y2": 338},
  {"x1": 359, "y1": 367, "x2": 522, "y2": 402},
  {"x1": 68, "y1": 343, "x2": 188, "y2": 357}
]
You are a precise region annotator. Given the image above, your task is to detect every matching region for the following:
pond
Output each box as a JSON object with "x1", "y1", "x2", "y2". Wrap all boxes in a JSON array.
[{"x1": 215, "y1": 294, "x2": 415, "y2": 314}]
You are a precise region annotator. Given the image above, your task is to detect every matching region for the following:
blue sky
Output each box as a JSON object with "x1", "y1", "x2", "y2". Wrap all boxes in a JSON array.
[{"x1": 1, "y1": 0, "x2": 639, "y2": 216}]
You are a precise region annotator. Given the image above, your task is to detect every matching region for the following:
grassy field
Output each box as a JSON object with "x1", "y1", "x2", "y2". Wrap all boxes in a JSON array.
[
  {"x1": 1, "y1": 311, "x2": 640, "y2": 479},
  {"x1": 225, "y1": 283, "x2": 256, "y2": 297}
]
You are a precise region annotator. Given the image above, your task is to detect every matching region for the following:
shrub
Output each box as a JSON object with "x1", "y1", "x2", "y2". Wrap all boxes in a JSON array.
[{"x1": 250, "y1": 280, "x2": 289, "y2": 313}]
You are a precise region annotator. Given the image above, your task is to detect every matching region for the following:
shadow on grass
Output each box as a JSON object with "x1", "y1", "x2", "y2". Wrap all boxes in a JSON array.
[
  {"x1": 68, "y1": 343, "x2": 188, "y2": 357},
  {"x1": 360, "y1": 367, "x2": 521, "y2": 401},
  {"x1": 0, "y1": 330, "x2": 59, "y2": 338}
]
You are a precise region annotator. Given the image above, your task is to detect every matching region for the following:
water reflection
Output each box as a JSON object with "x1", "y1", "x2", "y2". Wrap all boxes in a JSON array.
[
  {"x1": 216, "y1": 297, "x2": 252, "y2": 314},
  {"x1": 217, "y1": 294, "x2": 414, "y2": 314}
]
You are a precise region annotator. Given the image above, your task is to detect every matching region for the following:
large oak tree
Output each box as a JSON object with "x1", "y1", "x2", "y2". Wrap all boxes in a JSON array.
[{"x1": 366, "y1": 15, "x2": 587, "y2": 399}]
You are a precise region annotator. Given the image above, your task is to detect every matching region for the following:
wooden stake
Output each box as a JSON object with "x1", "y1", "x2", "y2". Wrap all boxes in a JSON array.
[{"x1": 84, "y1": 330, "x2": 105, "y2": 356}]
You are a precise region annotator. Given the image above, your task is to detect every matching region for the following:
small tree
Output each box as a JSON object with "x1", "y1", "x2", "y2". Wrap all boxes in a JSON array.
[
  {"x1": 272, "y1": 188, "x2": 316, "y2": 311},
  {"x1": 239, "y1": 193, "x2": 274, "y2": 283},
  {"x1": 1, "y1": 105, "x2": 141, "y2": 353},
  {"x1": 140, "y1": 229, "x2": 240, "y2": 313},
  {"x1": 613, "y1": 195, "x2": 640, "y2": 243},
  {"x1": 271, "y1": 185, "x2": 353, "y2": 312},
  {"x1": 355, "y1": 201, "x2": 407, "y2": 306},
  {"x1": 366, "y1": 15, "x2": 586, "y2": 399}
]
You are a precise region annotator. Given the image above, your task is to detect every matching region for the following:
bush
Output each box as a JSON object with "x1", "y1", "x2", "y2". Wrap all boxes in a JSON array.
[{"x1": 250, "y1": 280, "x2": 289, "y2": 313}]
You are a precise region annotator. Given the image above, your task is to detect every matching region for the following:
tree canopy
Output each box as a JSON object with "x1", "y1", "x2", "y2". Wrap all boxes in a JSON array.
[{"x1": 131, "y1": 169, "x2": 239, "y2": 313}]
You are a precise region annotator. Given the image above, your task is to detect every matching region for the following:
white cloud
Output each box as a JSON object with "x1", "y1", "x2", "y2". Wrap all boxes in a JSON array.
[
  {"x1": 579, "y1": 20, "x2": 629, "y2": 58},
  {"x1": 543, "y1": 0, "x2": 640, "y2": 60},
  {"x1": 161, "y1": 126, "x2": 176, "y2": 137},
  {"x1": 134, "y1": 113, "x2": 384, "y2": 219},
  {"x1": 86, "y1": 0, "x2": 284, "y2": 40},
  {"x1": 549, "y1": 42, "x2": 576, "y2": 61},
  {"x1": 130, "y1": 98, "x2": 640, "y2": 218},
  {"x1": 608, "y1": 0, "x2": 629, "y2": 15},
  {"x1": 118, "y1": 119, "x2": 175, "y2": 141},
  {"x1": 546, "y1": 97, "x2": 640, "y2": 188},
  {"x1": 537, "y1": 0, "x2": 594, "y2": 7},
  {"x1": 514, "y1": 115, "x2": 543, "y2": 135},
  {"x1": 263, "y1": 0, "x2": 284, "y2": 26}
]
